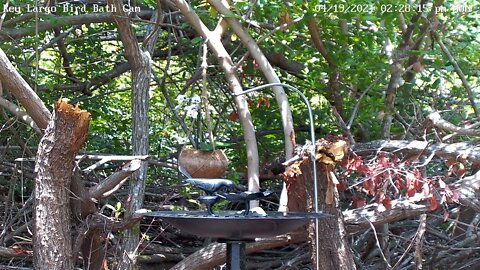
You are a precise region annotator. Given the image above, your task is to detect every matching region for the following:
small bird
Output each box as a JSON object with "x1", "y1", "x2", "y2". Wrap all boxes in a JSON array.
[
  {"x1": 198, "y1": 195, "x2": 221, "y2": 215},
  {"x1": 219, "y1": 190, "x2": 273, "y2": 215},
  {"x1": 184, "y1": 178, "x2": 237, "y2": 195}
]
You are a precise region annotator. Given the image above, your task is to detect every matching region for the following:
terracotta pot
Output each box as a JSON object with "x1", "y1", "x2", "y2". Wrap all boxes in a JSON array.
[{"x1": 178, "y1": 148, "x2": 229, "y2": 178}]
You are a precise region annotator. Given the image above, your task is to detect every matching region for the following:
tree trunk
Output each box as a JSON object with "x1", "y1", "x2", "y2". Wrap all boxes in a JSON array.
[
  {"x1": 33, "y1": 99, "x2": 90, "y2": 270},
  {"x1": 284, "y1": 140, "x2": 356, "y2": 269},
  {"x1": 106, "y1": 1, "x2": 162, "y2": 268}
]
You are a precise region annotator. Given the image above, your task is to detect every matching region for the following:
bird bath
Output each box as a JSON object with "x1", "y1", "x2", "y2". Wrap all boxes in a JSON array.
[{"x1": 145, "y1": 83, "x2": 326, "y2": 269}]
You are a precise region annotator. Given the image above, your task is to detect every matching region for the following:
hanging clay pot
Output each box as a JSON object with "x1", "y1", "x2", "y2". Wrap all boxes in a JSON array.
[{"x1": 178, "y1": 148, "x2": 229, "y2": 178}]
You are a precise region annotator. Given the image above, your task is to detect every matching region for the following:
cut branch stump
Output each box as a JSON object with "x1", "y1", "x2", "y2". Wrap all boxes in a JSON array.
[{"x1": 283, "y1": 139, "x2": 356, "y2": 270}]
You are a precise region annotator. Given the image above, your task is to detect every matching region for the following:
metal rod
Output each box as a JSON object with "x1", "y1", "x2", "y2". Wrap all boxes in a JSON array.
[
  {"x1": 226, "y1": 242, "x2": 246, "y2": 270},
  {"x1": 232, "y1": 82, "x2": 320, "y2": 270}
]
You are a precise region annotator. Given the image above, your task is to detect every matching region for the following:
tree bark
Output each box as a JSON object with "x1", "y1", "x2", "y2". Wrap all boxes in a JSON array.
[
  {"x1": 33, "y1": 99, "x2": 90, "y2": 270},
  {"x1": 284, "y1": 140, "x2": 356, "y2": 269},
  {"x1": 0, "y1": 48, "x2": 51, "y2": 130},
  {"x1": 106, "y1": 1, "x2": 162, "y2": 268}
]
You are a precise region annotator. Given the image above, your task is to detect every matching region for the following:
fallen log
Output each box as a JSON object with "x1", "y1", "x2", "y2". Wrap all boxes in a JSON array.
[
  {"x1": 343, "y1": 198, "x2": 432, "y2": 235},
  {"x1": 352, "y1": 140, "x2": 480, "y2": 161},
  {"x1": 169, "y1": 233, "x2": 306, "y2": 270}
]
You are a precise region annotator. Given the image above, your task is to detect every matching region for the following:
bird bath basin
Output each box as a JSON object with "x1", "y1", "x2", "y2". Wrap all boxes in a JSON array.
[
  {"x1": 145, "y1": 210, "x2": 324, "y2": 241},
  {"x1": 145, "y1": 176, "x2": 328, "y2": 269},
  {"x1": 144, "y1": 210, "x2": 327, "y2": 270}
]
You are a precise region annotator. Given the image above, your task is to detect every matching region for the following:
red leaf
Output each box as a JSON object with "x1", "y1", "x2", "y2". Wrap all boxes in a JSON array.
[
  {"x1": 445, "y1": 159, "x2": 456, "y2": 176},
  {"x1": 10, "y1": 245, "x2": 31, "y2": 255},
  {"x1": 264, "y1": 97, "x2": 271, "y2": 108},
  {"x1": 253, "y1": 59, "x2": 259, "y2": 69},
  {"x1": 352, "y1": 195, "x2": 366, "y2": 208},
  {"x1": 430, "y1": 196, "x2": 438, "y2": 211},
  {"x1": 457, "y1": 162, "x2": 466, "y2": 178},
  {"x1": 336, "y1": 181, "x2": 347, "y2": 191},
  {"x1": 256, "y1": 97, "x2": 262, "y2": 108},
  {"x1": 11, "y1": 246, "x2": 25, "y2": 254},
  {"x1": 382, "y1": 197, "x2": 392, "y2": 210},
  {"x1": 228, "y1": 112, "x2": 238, "y2": 121},
  {"x1": 407, "y1": 186, "x2": 416, "y2": 197}
]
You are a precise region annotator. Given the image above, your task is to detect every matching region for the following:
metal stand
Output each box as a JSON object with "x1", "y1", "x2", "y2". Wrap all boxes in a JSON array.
[
  {"x1": 233, "y1": 83, "x2": 320, "y2": 270},
  {"x1": 225, "y1": 241, "x2": 246, "y2": 270}
]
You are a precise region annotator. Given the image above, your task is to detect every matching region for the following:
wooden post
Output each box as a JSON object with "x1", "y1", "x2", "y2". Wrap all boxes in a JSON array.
[{"x1": 33, "y1": 99, "x2": 90, "y2": 270}]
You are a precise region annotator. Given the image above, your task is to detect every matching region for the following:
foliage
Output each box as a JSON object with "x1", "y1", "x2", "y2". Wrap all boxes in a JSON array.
[{"x1": 1, "y1": 0, "x2": 480, "y2": 267}]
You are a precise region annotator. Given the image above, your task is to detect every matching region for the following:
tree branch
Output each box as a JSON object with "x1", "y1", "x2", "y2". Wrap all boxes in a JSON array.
[
  {"x1": 381, "y1": 0, "x2": 430, "y2": 139},
  {"x1": 107, "y1": 0, "x2": 144, "y2": 68},
  {"x1": 0, "y1": 11, "x2": 153, "y2": 41},
  {"x1": 427, "y1": 111, "x2": 480, "y2": 136},
  {"x1": 352, "y1": 139, "x2": 480, "y2": 161},
  {"x1": 88, "y1": 159, "x2": 142, "y2": 200},
  {"x1": 344, "y1": 198, "x2": 432, "y2": 235},
  {"x1": 432, "y1": 30, "x2": 479, "y2": 117},
  {"x1": 0, "y1": 96, "x2": 41, "y2": 134},
  {"x1": 0, "y1": 48, "x2": 51, "y2": 130}
]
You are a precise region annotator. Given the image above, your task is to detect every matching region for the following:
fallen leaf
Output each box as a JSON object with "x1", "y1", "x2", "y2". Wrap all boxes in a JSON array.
[
  {"x1": 382, "y1": 197, "x2": 392, "y2": 210},
  {"x1": 352, "y1": 195, "x2": 366, "y2": 208},
  {"x1": 430, "y1": 196, "x2": 438, "y2": 211}
]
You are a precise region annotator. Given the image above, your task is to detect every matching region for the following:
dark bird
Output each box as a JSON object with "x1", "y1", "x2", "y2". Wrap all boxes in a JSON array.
[
  {"x1": 219, "y1": 190, "x2": 273, "y2": 215},
  {"x1": 184, "y1": 178, "x2": 238, "y2": 195},
  {"x1": 198, "y1": 195, "x2": 221, "y2": 215}
]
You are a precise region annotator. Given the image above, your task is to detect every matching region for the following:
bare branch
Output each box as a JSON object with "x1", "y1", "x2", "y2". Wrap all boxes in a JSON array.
[
  {"x1": 344, "y1": 198, "x2": 432, "y2": 235},
  {"x1": 352, "y1": 140, "x2": 480, "y2": 162},
  {"x1": 427, "y1": 111, "x2": 480, "y2": 136},
  {"x1": 0, "y1": 96, "x2": 41, "y2": 134},
  {"x1": 88, "y1": 160, "x2": 142, "y2": 200},
  {"x1": 0, "y1": 48, "x2": 51, "y2": 130},
  {"x1": 432, "y1": 31, "x2": 479, "y2": 117}
]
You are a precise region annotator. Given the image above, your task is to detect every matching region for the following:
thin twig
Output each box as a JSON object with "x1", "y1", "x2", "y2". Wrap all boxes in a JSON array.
[
  {"x1": 347, "y1": 74, "x2": 383, "y2": 129},
  {"x1": 365, "y1": 217, "x2": 392, "y2": 269},
  {"x1": 432, "y1": 30, "x2": 479, "y2": 117}
]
